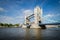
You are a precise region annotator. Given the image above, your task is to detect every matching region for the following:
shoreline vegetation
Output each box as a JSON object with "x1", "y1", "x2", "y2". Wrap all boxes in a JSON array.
[
  {"x1": 58, "y1": 26, "x2": 60, "y2": 27},
  {"x1": 0, "y1": 23, "x2": 60, "y2": 28},
  {"x1": 0, "y1": 23, "x2": 21, "y2": 28}
]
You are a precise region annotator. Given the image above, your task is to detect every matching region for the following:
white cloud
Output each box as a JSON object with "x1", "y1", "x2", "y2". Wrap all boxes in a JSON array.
[
  {"x1": 0, "y1": 15, "x2": 14, "y2": 24},
  {"x1": 0, "y1": 8, "x2": 4, "y2": 11},
  {"x1": 58, "y1": 1, "x2": 60, "y2": 3},
  {"x1": 23, "y1": 9, "x2": 33, "y2": 17},
  {"x1": 55, "y1": 14, "x2": 60, "y2": 16},
  {"x1": 42, "y1": 14, "x2": 59, "y2": 23},
  {"x1": 0, "y1": 7, "x2": 7, "y2": 12},
  {"x1": 0, "y1": 15, "x2": 24, "y2": 24},
  {"x1": 0, "y1": 9, "x2": 33, "y2": 24},
  {"x1": 15, "y1": 16, "x2": 24, "y2": 19},
  {"x1": 43, "y1": 14, "x2": 54, "y2": 18},
  {"x1": 42, "y1": 18, "x2": 58, "y2": 23},
  {"x1": 43, "y1": 14, "x2": 60, "y2": 18}
]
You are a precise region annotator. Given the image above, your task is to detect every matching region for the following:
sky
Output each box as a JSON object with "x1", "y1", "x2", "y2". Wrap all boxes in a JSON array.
[{"x1": 0, "y1": 0, "x2": 60, "y2": 24}]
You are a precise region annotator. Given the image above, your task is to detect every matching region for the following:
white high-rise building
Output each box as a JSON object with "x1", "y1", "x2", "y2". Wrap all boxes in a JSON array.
[
  {"x1": 30, "y1": 6, "x2": 42, "y2": 28},
  {"x1": 23, "y1": 6, "x2": 42, "y2": 28},
  {"x1": 34, "y1": 6, "x2": 42, "y2": 26}
]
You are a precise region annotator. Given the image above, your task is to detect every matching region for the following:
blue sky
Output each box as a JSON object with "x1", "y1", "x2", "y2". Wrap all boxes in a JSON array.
[{"x1": 0, "y1": 0, "x2": 60, "y2": 24}]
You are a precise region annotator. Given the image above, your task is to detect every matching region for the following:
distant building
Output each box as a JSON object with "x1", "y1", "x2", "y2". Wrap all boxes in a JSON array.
[{"x1": 46, "y1": 25, "x2": 60, "y2": 28}]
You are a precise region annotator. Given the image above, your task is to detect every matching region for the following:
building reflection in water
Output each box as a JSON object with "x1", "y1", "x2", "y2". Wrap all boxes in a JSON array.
[
  {"x1": 25, "y1": 28, "x2": 30, "y2": 40},
  {"x1": 25, "y1": 28, "x2": 42, "y2": 40}
]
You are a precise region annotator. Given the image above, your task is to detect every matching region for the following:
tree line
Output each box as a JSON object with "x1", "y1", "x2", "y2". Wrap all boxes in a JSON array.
[{"x1": 0, "y1": 23, "x2": 20, "y2": 28}]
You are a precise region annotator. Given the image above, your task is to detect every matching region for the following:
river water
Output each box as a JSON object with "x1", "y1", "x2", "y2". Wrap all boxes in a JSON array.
[{"x1": 0, "y1": 28, "x2": 60, "y2": 40}]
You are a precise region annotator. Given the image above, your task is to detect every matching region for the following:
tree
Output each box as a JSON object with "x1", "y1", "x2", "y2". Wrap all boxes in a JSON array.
[
  {"x1": 15, "y1": 24, "x2": 19, "y2": 27},
  {"x1": 4, "y1": 23, "x2": 8, "y2": 27},
  {"x1": 8, "y1": 24, "x2": 13, "y2": 27},
  {"x1": 0, "y1": 23, "x2": 3, "y2": 26}
]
